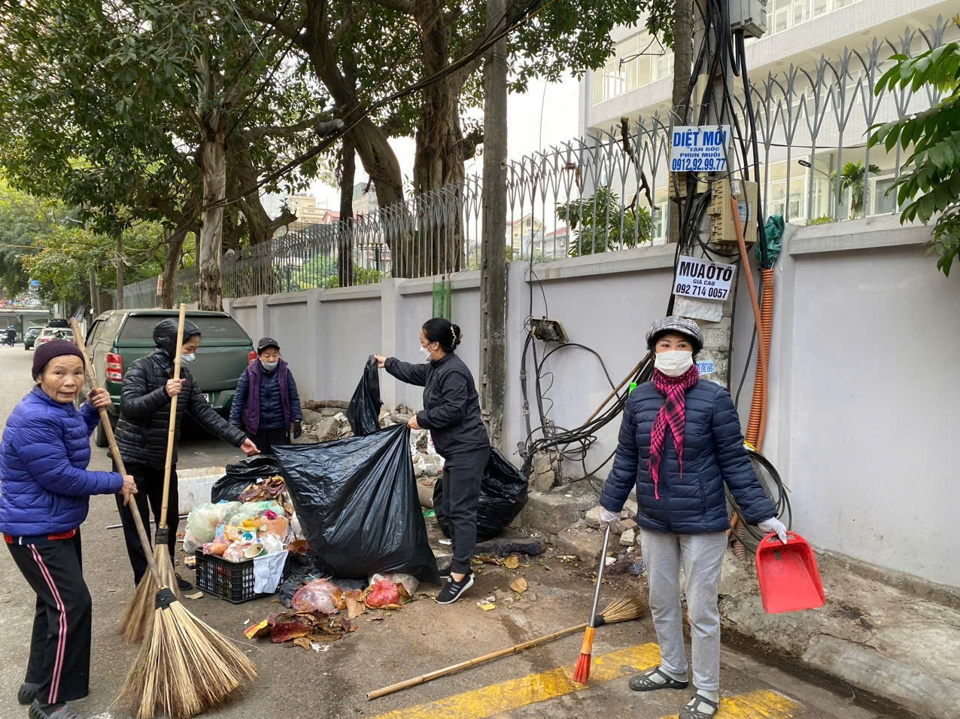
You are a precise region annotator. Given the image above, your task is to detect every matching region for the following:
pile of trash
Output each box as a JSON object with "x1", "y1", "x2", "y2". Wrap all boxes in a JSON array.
[
  {"x1": 246, "y1": 570, "x2": 419, "y2": 650},
  {"x1": 183, "y1": 469, "x2": 307, "y2": 564}
]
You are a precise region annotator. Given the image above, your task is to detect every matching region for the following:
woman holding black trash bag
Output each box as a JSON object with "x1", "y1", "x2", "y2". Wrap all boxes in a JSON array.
[{"x1": 375, "y1": 318, "x2": 489, "y2": 605}]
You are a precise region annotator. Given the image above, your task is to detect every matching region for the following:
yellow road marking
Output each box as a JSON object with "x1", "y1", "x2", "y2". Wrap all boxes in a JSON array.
[
  {"x1": 657, "y1": 689, "x2": 801, "y2": 719},
  {"x1": 373, "y1": 643, "x2": 662, "y2": 719}
]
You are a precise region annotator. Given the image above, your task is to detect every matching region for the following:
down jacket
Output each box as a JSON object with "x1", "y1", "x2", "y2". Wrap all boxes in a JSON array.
[
  {"x1": 600, "y1": 379, "x2": 775, "y2": 535},
  {"x1": 0, "y1": 388, "x2": 124, "y2": 537},
  {"x1": 385, "y1": 353, "x2": 489, "y2": 458},
  {"x1": 230, "y1": 359, "x2": 302, "y2": 434},
  {"x1": 114, "y1": 320, "x2": 246, "y2": 466}
]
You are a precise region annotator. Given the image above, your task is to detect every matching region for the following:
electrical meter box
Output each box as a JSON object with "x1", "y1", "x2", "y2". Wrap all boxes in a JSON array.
[
  {"x1": 729, "y1": 0, "x2": 768, "y2": 39},
  {"x1": 709, "y1": 179, "x2": 759, "y2": 245}
]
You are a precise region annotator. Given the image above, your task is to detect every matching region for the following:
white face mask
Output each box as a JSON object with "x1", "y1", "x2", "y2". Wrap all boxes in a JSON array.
[
  {"x1": 181, "y1": 353, "x2": 196, "y2": 363},
  {"x1": 261, "y1": 360, "x2": 279, "y2": 371},
  {"x1": 655, "y1": 350, "x2": 694, "y2": 377},
  {"x1": 419, "y1": 345, "x2": 432, "y2": 361}
]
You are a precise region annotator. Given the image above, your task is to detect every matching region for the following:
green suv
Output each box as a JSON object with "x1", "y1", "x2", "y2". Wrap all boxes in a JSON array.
[{"x1": 81, "y1": 309, "x2": 254, "y2": 447}]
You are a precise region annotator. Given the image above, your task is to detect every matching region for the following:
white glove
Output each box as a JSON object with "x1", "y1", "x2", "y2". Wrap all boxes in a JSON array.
[
  {"x1": 758, "y1": 517, "x2": 788, "y2": 544},
  {"x1": 599, "y1": 508, "x2": 619, "y2": 526}
]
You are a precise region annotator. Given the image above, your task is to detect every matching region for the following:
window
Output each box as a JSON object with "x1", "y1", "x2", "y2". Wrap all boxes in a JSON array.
[
  {"x1": 767, "y1": 0, "x2": 862, "y2": 36},
  {"x1": 119, "y1": 315, "x2": 250, "y2": 341},
  {"x1": 592, "y1": 31, "x2": 670, "y2": 104},
  {"x1": 871, "y1": 176, "x2": 897, "y2": 216}
]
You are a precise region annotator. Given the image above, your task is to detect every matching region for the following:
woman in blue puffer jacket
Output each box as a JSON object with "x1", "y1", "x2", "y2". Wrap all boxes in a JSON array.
[
  {"x1": 599, "y1": 317, "x2": 786, "y2": 719},
  {"x1": 0, "y1": 341, "x2": 136, "y2": 719}
]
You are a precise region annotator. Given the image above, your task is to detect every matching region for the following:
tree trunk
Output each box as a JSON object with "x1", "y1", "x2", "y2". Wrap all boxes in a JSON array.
[
  {"x1": 161, "y1": 226, "x2": 188, "y2": 309},
  {"x1": 198, "y1": 112, "x2": 227, "y2": 311},
  {"x1": 669, "y1": 0, "x2": 694, "y2": 245},
  {"x1": 338, "y1": 137, "x2": 355, "y2": 287},
  {"x1": 408, "y1": 2, "x2": 476, "y2": 277}
]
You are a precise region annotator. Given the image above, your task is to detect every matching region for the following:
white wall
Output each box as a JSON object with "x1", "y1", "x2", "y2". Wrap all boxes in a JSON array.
[{"x1": 226, "y1": 218, "x2": 960, "y2": 588}]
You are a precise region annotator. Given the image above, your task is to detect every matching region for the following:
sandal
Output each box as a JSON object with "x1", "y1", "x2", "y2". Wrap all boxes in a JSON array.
[
  {"x1": 18, "y1": 682, "x2": 40, "y2": 706},
  {"x1": 28, "y1": 700, "x2": 82, "y2": 719},
  {"x1": 629, "y1": 666, "x2": 690, "y2": 692},
  {"x1": 679, "y1": 692, "x2": 720, "y2": 719}
]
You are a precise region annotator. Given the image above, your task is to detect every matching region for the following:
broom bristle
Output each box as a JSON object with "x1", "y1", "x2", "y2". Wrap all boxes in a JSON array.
[
  {"x1": 572, "y1": 653, "x2": 592, "y2": 684},
  {"x1": 155, "y1": 543, "x2": 181, "y2": 602},
  {"x1": 598, "y1": 595, "x2": 647, "y2": 624},
  {"x1": 120, "y1": 571, "x2": 158, "y2": 643},
  {"x1": 114, "y1": 593, "x2": 257, "y2": 719}
]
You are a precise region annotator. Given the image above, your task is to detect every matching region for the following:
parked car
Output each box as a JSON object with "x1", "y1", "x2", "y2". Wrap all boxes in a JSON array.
[
  {"x1": 79, "y1": 309, "x2": 254, "y2": 447},
  {"x1": 35, "y1": 326, "x2": 76, "y2": 347},
  {"x1": 23, "y1": 326, "x2": 42, "y2": 350}
]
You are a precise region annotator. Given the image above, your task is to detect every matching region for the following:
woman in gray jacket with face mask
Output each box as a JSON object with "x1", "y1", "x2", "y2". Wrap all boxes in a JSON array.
[{"x1": 375, "y1": 318, "x2": 489, "y2": 606}]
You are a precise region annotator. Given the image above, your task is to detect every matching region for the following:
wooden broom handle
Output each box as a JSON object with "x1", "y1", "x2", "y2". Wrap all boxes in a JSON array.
[
  {"x1": 70, "y1": 319, "x2": 163, "y2": 586},
  {"x1": 158, "y1": 303, "x2": 187, "y2": 530},
  {"x1": 366, "y1": 622, "x2": 588, "y2": 700}
]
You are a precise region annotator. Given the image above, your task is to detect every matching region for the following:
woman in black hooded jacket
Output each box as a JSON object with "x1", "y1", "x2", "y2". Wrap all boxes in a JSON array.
[
  {"x1": 113, "y1": 318, "x2": 259, "y2": 589},
  {"x1": 375, "y1": 318, "x2": 489, "y2": 605}
]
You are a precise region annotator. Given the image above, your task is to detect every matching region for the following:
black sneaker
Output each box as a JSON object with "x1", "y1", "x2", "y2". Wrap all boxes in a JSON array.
[
  {"x1": 176, "y1": 573, "x2": 194, "y2": 591},
  {"x1": 435, "y1": 573, "x2": 474, "y2": 605},
  {"x1": 18, "y1": 682, "x2": 39, "y2": 706}
]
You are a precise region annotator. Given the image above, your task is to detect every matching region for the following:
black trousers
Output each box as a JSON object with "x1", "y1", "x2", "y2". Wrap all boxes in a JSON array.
[
  {"x1": 114, "y1": 460, "x2": 179, "y2": 585},
  {"x1": 251, "y1": 426, "x2": 288, "y2": 455},
  {"x1": 441, "y1": 447, "x2": 490, "y2": 575},
  {"x1": 7, "y1": 533, "x2": 92, "y2": 705}
]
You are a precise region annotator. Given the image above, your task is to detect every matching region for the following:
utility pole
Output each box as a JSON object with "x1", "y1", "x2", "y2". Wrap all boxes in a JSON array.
[
  {"x1": 674, "y1": 0, "x2": 738, "y2": 388},
  {"x1": 115, "y1": 234, "x2": 124, "y2": 309},
  {"x1": 668, "y1": 0, "x2": 694, "y2": 244},
  {"x1": 88, "y1": 267, "x2": 100, "y2": 316},
  {"x1": 479, "y1": 0, "x2": 508, "y2": 449}
]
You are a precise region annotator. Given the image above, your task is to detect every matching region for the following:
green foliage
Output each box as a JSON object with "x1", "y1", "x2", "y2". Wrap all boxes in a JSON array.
[
  {"x1": 810, "y1": 216, "x2": 836, "y2": 225},
  {"x1": 556, "y1": 187, "x2": 652, "y2": 257},
  {"x1": 870, "y1": 39, "x2": 960, "y2": 275},
  {"x1": 830, "y1": 162, "x2": 882, "y2": 219}
]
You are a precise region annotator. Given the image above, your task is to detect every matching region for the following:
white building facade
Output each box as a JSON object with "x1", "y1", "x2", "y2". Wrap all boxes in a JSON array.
[{"x1": 577, "y1": 0, "x2": 959, "y2": 236}]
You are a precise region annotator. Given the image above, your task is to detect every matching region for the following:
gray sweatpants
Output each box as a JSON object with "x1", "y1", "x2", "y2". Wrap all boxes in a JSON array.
[{"x1": 641, "y1": 528, "x2": 728, "y2": 692}]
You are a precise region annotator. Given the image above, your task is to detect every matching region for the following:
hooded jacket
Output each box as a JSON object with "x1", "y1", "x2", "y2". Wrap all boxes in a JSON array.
[
  {"x1": 114, "y1": 318, "x2": 246, "y2": 466},
  {"x1": 600, "y1": 379, "x2": 775, "y2": 535},
  {"x1": 0, "y1": 388, "x2": 124, "y2": 537}
]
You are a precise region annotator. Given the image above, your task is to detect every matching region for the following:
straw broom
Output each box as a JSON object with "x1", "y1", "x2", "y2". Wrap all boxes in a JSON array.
[
  {"x1": 367, "y1": 595, "x2": 645, "y2": 700},
  {"x1": 70, "y1": 318, "x2": 258, "y2": 718},
  {"x1": 119, "y1": 304, "x2": 187, "y2": 642},
  {"x1": 572, "y1": 524, "x2": 613, "y2": 684}
]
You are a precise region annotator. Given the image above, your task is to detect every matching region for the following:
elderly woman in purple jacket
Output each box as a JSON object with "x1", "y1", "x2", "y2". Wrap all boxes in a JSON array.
[
  {"x1": 230, "y1": 337, "x2": 303, "y2": 455},
  {"x1": 0, "y1": 341, "x2": 136, "y2": 719}
]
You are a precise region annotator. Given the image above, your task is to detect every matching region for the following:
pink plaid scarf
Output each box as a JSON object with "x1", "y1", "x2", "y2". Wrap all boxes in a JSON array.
[{"x1": 649, "y1": 366, "x2": 700, "y2": 500}]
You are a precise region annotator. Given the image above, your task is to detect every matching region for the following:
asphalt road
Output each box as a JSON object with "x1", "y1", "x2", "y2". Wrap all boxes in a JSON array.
[{"x1": 0, "y1": 344, "x2": 891, "y2": 719}]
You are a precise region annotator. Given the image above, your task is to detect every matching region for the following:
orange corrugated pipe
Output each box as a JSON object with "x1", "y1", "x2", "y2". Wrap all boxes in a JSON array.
[
  {"x1": 757, "y1": 267, "x2": 775, "y2": 447},
  {"x1": 731, "y1": 194, "x2": 770, "y2": 452}
]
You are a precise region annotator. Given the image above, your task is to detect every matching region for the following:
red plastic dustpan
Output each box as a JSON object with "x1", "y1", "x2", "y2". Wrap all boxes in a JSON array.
[{"x1": 755, "y1": 531, "x2": 825, "y2": 614}]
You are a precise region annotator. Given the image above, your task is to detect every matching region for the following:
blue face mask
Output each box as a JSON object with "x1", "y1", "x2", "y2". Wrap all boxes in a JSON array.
[{"x1": 181, "y1": 353, "x2": 196, "y2": 363}]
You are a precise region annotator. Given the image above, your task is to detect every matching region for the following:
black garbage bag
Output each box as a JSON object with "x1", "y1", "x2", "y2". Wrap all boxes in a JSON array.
[
  {"x1": 211, "y1": 454, "x2": 285, "y2": 503},
  {"x1": 433, "y1": 449, "x2": 529, "y2": 543},
  {"x1": 347, "y1": 355, "x2": 382, "y2": 437},
  {"x1": 274, "y1": 425, "x2": 439, "y2": 584}
]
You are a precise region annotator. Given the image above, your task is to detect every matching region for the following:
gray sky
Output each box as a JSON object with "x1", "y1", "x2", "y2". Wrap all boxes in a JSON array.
[{"x1": 308, "y1": 74, "x2": 581, "y2": 210}]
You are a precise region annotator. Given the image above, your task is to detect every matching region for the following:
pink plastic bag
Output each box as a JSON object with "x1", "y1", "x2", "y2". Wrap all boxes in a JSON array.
[{"x1": 292, "y1": 579, "x2": 342, "y2": 615}]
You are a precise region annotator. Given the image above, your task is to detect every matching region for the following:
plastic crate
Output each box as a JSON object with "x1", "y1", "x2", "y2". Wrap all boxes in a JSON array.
[{"x1": 194, "y1": 552, "x2": 288, "y2": 604}]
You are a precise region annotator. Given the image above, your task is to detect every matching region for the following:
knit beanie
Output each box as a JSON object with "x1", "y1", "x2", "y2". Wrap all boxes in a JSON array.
[{"x1": 33, "y1": 339, "x2": 85, "y2": 380}]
